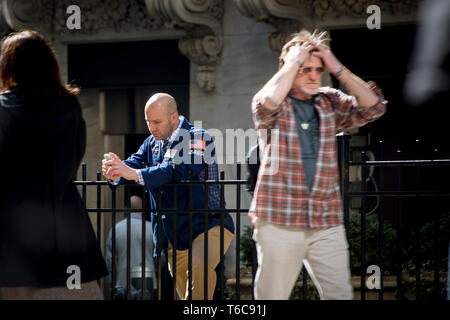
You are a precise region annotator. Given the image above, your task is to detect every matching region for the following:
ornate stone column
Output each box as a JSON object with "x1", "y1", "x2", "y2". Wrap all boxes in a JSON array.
[{"x1": 145, "y1": 0, "x2": 224, "y2": 92}]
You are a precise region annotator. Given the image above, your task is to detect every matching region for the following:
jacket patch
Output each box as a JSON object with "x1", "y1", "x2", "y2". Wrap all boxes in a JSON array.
[
  {"x1": 189, "y1": 149, "x2": 204, "y2": 157},
  {"x1": 190, "y1": 139, "x2": 206, "y2": 150}
]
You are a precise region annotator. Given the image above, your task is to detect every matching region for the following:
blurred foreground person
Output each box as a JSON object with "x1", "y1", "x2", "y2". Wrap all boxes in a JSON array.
[
  {"x1": 0, "y1": 30, "x2": 107, "y2": 300},
  {"x1": 404, "y1": 0, "x2": 450, "y2": 300}
]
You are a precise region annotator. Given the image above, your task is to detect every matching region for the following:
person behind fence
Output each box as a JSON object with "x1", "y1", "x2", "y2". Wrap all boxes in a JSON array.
[
  {"x1": 104, "y1": 195, "x2": 157, "y2": 299},
  {"x1": 102, "y1": 93, "x2": 235, "y2": 300},
  {"x1": 249, "y1": 29, "x2": 387, "y2": 300},
  {"x1": 0, "y1": 30, "x2": 108, "y2": 300}
]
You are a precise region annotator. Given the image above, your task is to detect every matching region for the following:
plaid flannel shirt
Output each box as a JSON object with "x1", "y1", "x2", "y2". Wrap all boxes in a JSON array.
[{"x1": 249, "y1": 81, "x2": 387, "y2": 228}]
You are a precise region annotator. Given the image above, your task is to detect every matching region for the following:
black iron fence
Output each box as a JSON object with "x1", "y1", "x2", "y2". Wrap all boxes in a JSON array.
[
  {"x1": 339, "y1": 134, "x2": 450, "y2": 300},
  {"x1": 77, "y1": 164, "x2": 247, "y2": 301},
  {"x1": 75, "y1": 134, "x2": 450, "y2": 300}
]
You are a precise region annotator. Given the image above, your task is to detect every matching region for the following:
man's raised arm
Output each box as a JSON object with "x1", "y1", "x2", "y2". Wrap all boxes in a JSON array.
[
  {"x1": 311, "y1": 42, "x2": 379, "y2": 107},
  {"x1": 256, "y1": 42, "x2": 314, "y2": 110}
]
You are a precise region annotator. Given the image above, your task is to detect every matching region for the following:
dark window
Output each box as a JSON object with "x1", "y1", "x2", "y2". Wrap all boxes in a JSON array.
[
  {"x1": 68, "y1": 40, "x2": 189, "y2": 88},
  {"x1": 331, "y1": 25, "x2": 449, "y2": 159}
]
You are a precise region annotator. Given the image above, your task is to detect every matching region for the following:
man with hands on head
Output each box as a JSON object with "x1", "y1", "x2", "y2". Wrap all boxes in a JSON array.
[
  {"x1": 250, "y1": 30, "x2": 387, "y2": 300},
  {"x1": 102, "y1": 93, "x2": 234, "y2": 300}
]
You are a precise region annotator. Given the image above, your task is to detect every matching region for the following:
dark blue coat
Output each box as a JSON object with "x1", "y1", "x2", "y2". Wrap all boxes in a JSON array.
[{"x1": 120, "y1": 118, "x2": 234, "y2": 252}]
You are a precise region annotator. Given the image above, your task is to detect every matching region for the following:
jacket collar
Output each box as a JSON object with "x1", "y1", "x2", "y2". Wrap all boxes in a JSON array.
[{"x1": 163, "y1": 115, "x2": 185, "y2": 147}]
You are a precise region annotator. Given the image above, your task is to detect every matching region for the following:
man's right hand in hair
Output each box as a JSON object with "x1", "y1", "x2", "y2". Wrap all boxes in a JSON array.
[
  {"x1": 283, "y1": 42, "x2": 314, "y2": 68},
  {"x1": 256, "y1": 42, "x2": 314, "y2": 111}
]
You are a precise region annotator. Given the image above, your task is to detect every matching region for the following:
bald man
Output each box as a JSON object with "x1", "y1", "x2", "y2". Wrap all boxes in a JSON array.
[{"x1": 102, "y1": 93, "x2": 235, "y2": 300}]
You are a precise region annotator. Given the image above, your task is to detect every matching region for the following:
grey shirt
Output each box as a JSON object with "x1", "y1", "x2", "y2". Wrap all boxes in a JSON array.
[
  {"x1": 289, "y1": 95, "x2": 320, "y2": 192},
  {"x1": 105, "y1": 213, "x2": 157, "y2": 290}
]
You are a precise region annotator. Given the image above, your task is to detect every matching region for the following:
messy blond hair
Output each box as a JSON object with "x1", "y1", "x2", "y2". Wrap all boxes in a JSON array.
[{"x1": 278, "y1": 29, "x2": 330, "y2": 69}]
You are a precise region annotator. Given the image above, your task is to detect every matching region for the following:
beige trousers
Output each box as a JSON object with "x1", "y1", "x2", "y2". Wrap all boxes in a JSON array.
[
  {"x1": 253, "y1": 219, "x2": 353, "y2": 300},
  {"x1": 0, "y1": 280, "x2": 103, "y2": 300},
  {"x1": 168, "y1": 226, "x2": 234, "y2": 300}
]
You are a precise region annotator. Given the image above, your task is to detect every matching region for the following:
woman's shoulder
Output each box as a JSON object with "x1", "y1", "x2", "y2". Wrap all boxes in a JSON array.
[
  {"x1": 49, "y1": 93, "x2": 81, "y2": 108},
  {"x1": 37, "y1": 94, "x2": 82, "y2": 119},
  {"x1": 0, "y1": 90, "x2": 26, "y2": 109}
]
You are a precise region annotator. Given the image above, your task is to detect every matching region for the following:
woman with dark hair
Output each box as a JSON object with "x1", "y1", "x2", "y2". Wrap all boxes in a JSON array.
[{"x1": 0, "y1": 30, "x2": 108, "y2": 299}]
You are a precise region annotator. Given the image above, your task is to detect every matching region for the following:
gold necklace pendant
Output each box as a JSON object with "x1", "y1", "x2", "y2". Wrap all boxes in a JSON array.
[{"x1": 301, "y1": 122, "x2": 309, "y2": 130}]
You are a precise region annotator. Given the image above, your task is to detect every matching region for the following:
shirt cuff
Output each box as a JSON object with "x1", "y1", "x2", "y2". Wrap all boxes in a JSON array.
[
  {"x1": 136, "y1": 169, "x2": 145, "y2": 186},
  {"x1": 109, "y1": 177, "x2": 121, "y2": 185}
]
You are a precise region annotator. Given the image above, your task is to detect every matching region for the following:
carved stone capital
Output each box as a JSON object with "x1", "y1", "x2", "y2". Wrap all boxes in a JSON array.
[
  {"x1": 178, "y1": 35, "x2": 222, "y2": 65},
  {"x1": 311, "y1": 0, "x2": 420, "y2": 20},
  {"x1": 195, "y1": 65, "x2": 216, "y2": 92},
  {"x1": 234, "y1": 0, "x2": 420, "y2": 52},
  {"x1": 0, "y1": 7, "x2": 12, "y2": 37},
  {"x1": 0, "y1": 0, "x2": 45, "y2": 36},
  {"x1": 49, "y1": 0, "x2": 163, "y2": 35},
  {"x1": 234, "y1": 0, "x2": 312, "y2": 51},
  {"x1": 146, "y1": 0, "x2": 224, "y2": 91}
]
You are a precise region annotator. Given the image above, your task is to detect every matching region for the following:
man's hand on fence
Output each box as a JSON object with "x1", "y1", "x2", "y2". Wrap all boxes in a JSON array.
[{"x1": 102, "y1": 152, "x2": 139, "y2": 182}]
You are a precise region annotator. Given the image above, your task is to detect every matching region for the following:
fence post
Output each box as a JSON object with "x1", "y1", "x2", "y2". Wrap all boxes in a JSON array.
[
  {"x1": 220, "y1": 171, "x2": 225, "y2": 300},
  {"x1": 82, "y1": 163, "x2": 87, "y2": 205},
  {"x1": 236, "y1": 164, "x2": 241, "y2": 300},
  {"x1": 396, "y1": 150, "x2": 404, "y2": 300},
  {"x1": 188, "y1": 171, "x2": 193, "y2": 300},
  {"x1": 140, "y1": 186, "x2": 147, "y2": 300},
  {"x1": 96, "y1": 171, "x2": 102, "y2": 287},
  {"x1": 361, "y1": 151, "x2": 367, "y2": 301},
  {"x1": 339, "y1": 133, "x2": 351, "y2": 240},
  {"x1": 125, "y1": 187, "x2": 131, "y2": 300},
  {"x1": 204, "y1": 165, "x2": 209, "y2": 300},
  {"x1": 172, "y1": 167, "x2": 178, "y2": 300},
  {"x1": 377, "y1": 140, "x2": 385, "y2": 301},
  {"x1": 111, "y1": 186, "x2": 117, "y2": 300}
]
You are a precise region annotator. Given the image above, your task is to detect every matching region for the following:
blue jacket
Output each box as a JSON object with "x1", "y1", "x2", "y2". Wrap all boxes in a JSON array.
[{"x1": 119, "y1": 118, "x2": 234, "y2": 252}]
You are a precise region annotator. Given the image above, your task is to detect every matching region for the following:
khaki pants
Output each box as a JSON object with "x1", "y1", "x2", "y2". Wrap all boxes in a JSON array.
[
  {"x1": 168, "y1": 226, "x2": 234, "y2": 300},
  {"x1": 0, "y1": 280, "x2": 103, "y2": 300},
  {"x1": 253, "y1": 219, "x2": 353, "y2": 300}
]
